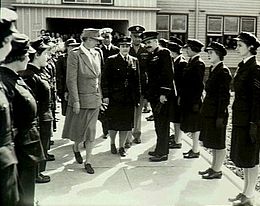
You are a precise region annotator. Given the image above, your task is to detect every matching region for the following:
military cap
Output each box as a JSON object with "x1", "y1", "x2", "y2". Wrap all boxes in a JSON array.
[
  {"x1": 7, "y1": 33, "x2": 36, "y2": 57},
  {"x1": 183, "y1": 39, "x2": 204, "y2": 52},
  {"x1": 128, "y1": 25, "x2": 145, "y2": 33},
  {"x1": 141, "y1": 31, "x2": 159, "y2": 43},
  {"x1": 167, "y1": 42, "x2": 182, "y2": 53},
  {"x1": 65, "y1": 38, "x2": 80, "y2": 47},
  {"x1": 30, "y1": 38, "x2": 50, "y2": 51},
  {"x1": 234, "y1": 32, "x2": 260, "y2": 49},
  {"x1": 205, "y1": 41, "x2": 227, "y2": 56},
  {"x1": 159, "y1": 38, "x2": 168, "y2": 48},
  {"x1": 118, "y1": 36, "x2": 131, "y2": 45},
  {"x1": 0, "y1": 8, "x2": 18, "y2": 35},
  {"x1": 81, "y1": 28, "x2": 104, "y2": 41},
  {"x1": 100, "y1": 28, "x2": 113, "y2": 35},
  {"x1": 169, "y1": 36, "x2": 184, "y2": 46}
]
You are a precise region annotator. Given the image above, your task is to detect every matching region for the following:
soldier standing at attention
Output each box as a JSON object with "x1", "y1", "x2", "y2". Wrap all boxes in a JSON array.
[
  {"x1": 125, "y1": 25, "x2": 149, "y2": 146},
  {"x1": 141, "y1": 31, "x2": 174, "y2": 162},
  {"x1": 181, "y1": 39, "x2": 205, "y2": 159}
]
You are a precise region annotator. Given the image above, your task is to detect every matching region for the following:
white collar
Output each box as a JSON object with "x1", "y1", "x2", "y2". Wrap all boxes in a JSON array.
[
  {"x1": 211, "y1": 61, "x2": 222, "y2": 72},
  {"x1": 174, "y1": 54, "x2": 182, "y2": 62},
  {"x1": 243, "y1": 55, "x2": 254, "y2": 64}
]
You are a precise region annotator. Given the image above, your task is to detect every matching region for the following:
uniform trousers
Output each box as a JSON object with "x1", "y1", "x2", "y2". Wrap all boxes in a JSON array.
[
  {"x1": 150, "y1": 100, "x2": 170, "y2": 156},
  {"x1": 132, "y1": 95, "x2": 145, "y2": 138}
]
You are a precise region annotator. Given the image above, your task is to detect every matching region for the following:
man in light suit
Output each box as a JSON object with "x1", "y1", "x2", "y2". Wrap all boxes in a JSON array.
[{"x1": 62, "y1": 28, "x2": 103, "y2": 174}]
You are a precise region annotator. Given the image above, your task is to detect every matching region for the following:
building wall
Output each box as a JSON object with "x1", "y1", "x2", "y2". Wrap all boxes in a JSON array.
[
  {"x1": 157, "y1": 0, "x2": 260, "y2": 68},
  {"x1": 1, "y1": 0, "x2": 16, "y2": 7}
]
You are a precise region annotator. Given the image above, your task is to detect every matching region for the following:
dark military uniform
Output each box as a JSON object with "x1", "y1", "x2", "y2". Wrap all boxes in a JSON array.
[
  {"x1": 0, "y1": 67, "x2": 45, "y2": 206},
  {"x1": 180, "y1": 55, "x2": 205, "y2": 133},
  {"x1": 0, "y1": 82, "x2": 19, "y2": 206},
  {"x1": 100, "y1": 44, "x2": 119, "y2": 61},
  {"x1": 230, "y1": 56, "x2": 260, "y2": 168},
  {"x1": 146, "y1": 47, "x2": 174, "y2": 156},
  {"x1": 102, "y1": 54, "x2": 140, "y2": 130},
  {"x1": 200, "y1": 62, "x2": 232, "y2": 149}
]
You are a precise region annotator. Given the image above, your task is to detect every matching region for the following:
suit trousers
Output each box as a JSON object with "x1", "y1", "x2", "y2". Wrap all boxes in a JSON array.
[
  {"x1": 0, "y1": 164, "x2": 19, "y2": 206},
  {"x1": 150, "y1": 100, "x2": 170, "y2": 156},
  {"x1": 132, "y1": 95, "x2": 145, "y2": 139}
]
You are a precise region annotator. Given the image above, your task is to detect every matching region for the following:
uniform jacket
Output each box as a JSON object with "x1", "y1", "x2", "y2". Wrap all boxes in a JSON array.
[
  {"x1": 145, "y1": 47, "x2": 174, "y2": 102},
  {"x1": 66, "y1": 46, "x2": 102, "y2": 109},
  {"x1": 20, "y1": 63, "x2": 53, "y2": 122},
  {"x1": 173, "y1": 55, "x2": 187, "y2": 97},
  {"x1": 55, "y1": 53, "x2": 67, "y2": 98},
  {"x1": 0, "y1": 83, "x2": 17, "y2": 169},
  {"x1": 200, "y1": 62, "x2": 232, "y2": 118},
  {"x1": 180, "y1": 55, "x2": 205, "y2": 107},
  {"x1": 0, "y1": 67, "x2": 45, "y2": 165},
  {"x1": 100, "y1": 44, "x2": 119, "y2": 61},
  {"x1": 101, "y1": 53, "x2": 141, "y2": 106},
  {"x1": 232, "y1": 56, "x2": 260, "y2": 126},
  {"x1": 129, "y1": 44, "x2": 149, "y2": 95}
]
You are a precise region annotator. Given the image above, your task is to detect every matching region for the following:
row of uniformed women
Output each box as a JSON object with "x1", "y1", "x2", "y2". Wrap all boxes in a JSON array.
[
  {"x1": 0, "y1": 8, "x2": 54, "y2": 206},
  {"x1": 168, "y1": 33, "x2": 260, "y2": 206}
]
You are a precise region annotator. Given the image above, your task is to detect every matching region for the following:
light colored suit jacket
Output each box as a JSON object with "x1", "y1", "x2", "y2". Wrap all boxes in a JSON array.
[{"x1": 66, "y1": 46, "x2": 102, "y2": 109}]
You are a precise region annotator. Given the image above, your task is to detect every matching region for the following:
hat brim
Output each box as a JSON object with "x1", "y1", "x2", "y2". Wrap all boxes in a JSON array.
[
  {"x1": 233, "y1": 37, "x2": 242, "y2": 41},
  {"x1": 68, "y1": 43, "x2": 80, "y2": 47},
  {"x1": 118, "y1": 42, "x2": 131, "y2": 45},
  {"x1": 28, "y1": 46, "x2": 36, "y2": 54},
  {"x1": 142, "y1": 36, "x2": 157, "y2": 43},
  {"x1": 91, "y1": 37, "x2": 104, "y2": 41},
  {"x1": 204, "y1": 46, "x2": 213, "y2": 52}
]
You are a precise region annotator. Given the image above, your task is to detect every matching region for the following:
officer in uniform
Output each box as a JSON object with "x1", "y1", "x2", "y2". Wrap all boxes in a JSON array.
[
  {"x1": 0, "y1": 7, "x2": 19, "y2": 206},
  {"x1": 181, "y1": 39, "x2": 205, "y2": 159},
  {"x1": 167, "y1": 37, "x2": 187, "y2": 149},
  {"x1": 125, "y1": 25, "x2": 149, "y2": 146},
  {"x1": 101, "y1": 36, "x2": 141, "y2": 157},
  {"x1": 141, "y1": 31, "x2": 174, "y2": 162}
]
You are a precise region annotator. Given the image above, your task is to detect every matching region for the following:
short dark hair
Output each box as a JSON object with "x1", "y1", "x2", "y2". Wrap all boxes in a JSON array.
[{"x1": 4, "y1": 53, "x2": 27, "y2": 64}]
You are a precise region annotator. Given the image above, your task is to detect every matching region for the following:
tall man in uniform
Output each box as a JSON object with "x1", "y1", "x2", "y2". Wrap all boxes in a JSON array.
[
  {"x1": 141, "y1": 31, "x2": 175, "y2": 162},
  {"x1": 99, "y1": 28, "x2": 120, "y2": 139},
  {"x1": 125, "y1": 25, "x2": 149, "y2": 146}
]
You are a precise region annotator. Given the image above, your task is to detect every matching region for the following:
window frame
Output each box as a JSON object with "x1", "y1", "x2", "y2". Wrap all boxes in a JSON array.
[{"x1": 62, "y1": 0, "x2": 114, "y2": 5}]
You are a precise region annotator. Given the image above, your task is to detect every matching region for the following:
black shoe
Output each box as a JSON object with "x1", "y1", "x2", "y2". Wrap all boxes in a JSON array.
[
  {"x1": 142, "y1": 108, "x2": 151, "y2": 113},
  {"x1": 133, "y1": 138, "x2": 141, "y2": 144},
  {"x1": 101, "y1": 134, "x2": 108, "y2": 139},
  {"x1": 149, "y1": 155, "x2": 168, "y2": 162},
  {"x1": 198, "y1": 168, "x2": 213, "y2": 175},
  {"x1": 148, "y1": 151, "x2": 157, "y2": 156},
  {"x1": 84, "y1": 163, "x2": 94, "y2": 174},
  {"x1": 46, "y1": 153, "x2": 55, "y2": 161},
  {"x1": 36, "y1": 173, "x2": 50, "y2": 183},
  {"x1": 83, "y1": 141, "x2": 86, "y2": 149},
  {"x1": 232, "y1": 194, "x2": 254, "y2": 206},
  {"x1": 72, "y1": 146, "x2": 83, "y2": 164},
  {"x1": 50, "y1": 140, "x2": 54, "y2": 146},
  {"x1": 169, "y1": 142, "x2": 182, "y2": 149},
  {"x1": 169, "y1": 134, "x2": 175, "y2": 141},
  {"x1": 111, "y1": 144, "x2": 117, "y2": 154},
  {"x1": 228, "y1": 193, "x2": 244, "y2": 202},
  {"x1": 124, "y1": 142, "x2": 132, "y2": 149},
  {"x1": 202, "y1": 170, "x2": 222, "y2": 179},
  {"x1": 146, "y1": 115, "x2": 154, "y2": 121},
  {"x1": 119, "y1": 147, "x2": 126, "y2": 157},
  {"x1": 183, "y1": 150, "x2": 200, "y2": 159},
  {"x1": 183, "y1": 149, "x2": 192, "y2": 155}
]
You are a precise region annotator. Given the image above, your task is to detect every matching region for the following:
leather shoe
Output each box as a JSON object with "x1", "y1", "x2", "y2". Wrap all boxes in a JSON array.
[
  {"x1": 202, "y1": 170, "x2": 222, "y2": 179},
  {"x1": 148, "y1": 151, "x2": 157, "y2": 156},
  {"x1": 149, "y1": 155, "x2": 168, "y2": 162},
  {"x1": 133, "y1": 138, "x2": 141, "y2": 144},
  {"x1": 229, "y1": 193, "x2": 244, "y2": 202},
  {"x1": 36, "y1": 173, "x2": 50, "y2": 183},
  {"x1": 183, "y1": 150, "x2": 200, "y2": 158},
  {"x1": 119, "y1": 147, "x2": 126, "y2": 157},
  {"x1": 46, "y1": 153, "x2": 55, "y2": 161},
  {"x1": 198, "y1": 168, "x2": 213, "y2": 175},
  {"x1": 50, "y1": 140, "x2": 54, "y2": 145},
  {"x1": 232, "y1": 194, "x2": 254, "y2": 206},
  {"x1": 72, "y1": 145, "x2": 83, "y2": 164},
  {"x1": 142, "y1": 108, "x2": 151, "y2": 113},
  {"x1": 84, "y1": 163, "x2": 94, "y2": 174},
  {"x1": 111, "y1": 144, "x2": 117, "y2": 154},
  {"x1": 125, "y1": 142, "x2": 132, "y2": 149},
  {"x1": 146, "y1": 115, "x2": 154, "y2": 121},
  {"x1": 169, "y1": 141, "x2": 182, "y2": 149}
]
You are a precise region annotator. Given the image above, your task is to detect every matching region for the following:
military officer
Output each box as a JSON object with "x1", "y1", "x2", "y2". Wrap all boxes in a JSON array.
[
  {"x1": 141, "y1": 31, "x2": 174, "y2": 162},
  {"x1": 125, "y1": 25, "x2": 149, "y2": 146}
]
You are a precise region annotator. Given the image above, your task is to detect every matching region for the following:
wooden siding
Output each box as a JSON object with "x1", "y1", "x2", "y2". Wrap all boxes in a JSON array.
[
  {"x1": 15, "y1": 0, "x2": 157, "y2": 7},
  {"x1": 15, "y1": 7, "x2": 156, "y2": 38},
  {"x1": 157, "y1": 0, "x2": 260, "y2": 68},
  {"x1": 1, "y1": 0, "x2": 16, "y2": 7}
]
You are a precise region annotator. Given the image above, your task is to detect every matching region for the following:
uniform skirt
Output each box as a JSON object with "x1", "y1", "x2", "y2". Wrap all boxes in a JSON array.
[
  {"x1": 199, "y1": 117, "x2": 227, "y2": 149},
  {"x1": 180, "y1": 106, "x2": 201, "y2": 133},
  {"x1": 107, "y1": 103, "x2": 134, "y2": 131},
  {"x1": 230, "y1": 125, "x2": 260, "y2": 168},
  {"x1": 62, "y1": 106, "x2": 100, "y2": 142}
]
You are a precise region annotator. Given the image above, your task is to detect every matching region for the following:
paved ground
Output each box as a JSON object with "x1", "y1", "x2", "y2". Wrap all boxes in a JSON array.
[{"x1": 35, "y1": 108, "x2": 260, "y2": 206}]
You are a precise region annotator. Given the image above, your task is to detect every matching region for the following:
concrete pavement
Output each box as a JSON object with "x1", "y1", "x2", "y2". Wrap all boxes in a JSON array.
[{"x1": 35, "y1": 109, "x2": 260, "y2": 206}]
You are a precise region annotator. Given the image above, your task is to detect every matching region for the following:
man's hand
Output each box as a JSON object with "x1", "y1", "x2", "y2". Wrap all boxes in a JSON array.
[
  {"x1": 103, "y1": 98, "x2": 109, "y2": 105},
  {"x1": 160, "y1": 95, "x2": 167, "y2": 104},
  {"x1": 73, "y1": 102, "x2": 80, "y2": 114}
]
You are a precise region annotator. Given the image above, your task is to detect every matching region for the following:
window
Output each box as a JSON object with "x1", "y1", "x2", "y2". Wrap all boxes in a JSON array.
[
  {"x1": 157, "y1": 14, "x2": 188, "y2": 43},
  {"x1": 206, "y1": 15, "x2": 257, "y2": 49},
  {"x1": 63, "y1": 0, "x2": 113, "y2": 5}
]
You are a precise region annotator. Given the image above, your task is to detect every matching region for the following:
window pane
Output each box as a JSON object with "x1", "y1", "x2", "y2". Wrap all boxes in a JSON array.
[
  {"x1": 224, "y1": 17, "x2": 239, "y2": 35},
  {"x1": 157, "y1": 15, "x2": 169, "y2": 31},
  {"x1": 170, "y1": 15, "x2": 187, "y2": 32},
  {"x1": 207, "y1": 16, "x2": 223, "y2": 33},
  {"x1": 241, "y1": 17, "x2": 256, "y2": 33},
  {"x1": 158, "y1": 31, "x2": 169, "y2": 39}
]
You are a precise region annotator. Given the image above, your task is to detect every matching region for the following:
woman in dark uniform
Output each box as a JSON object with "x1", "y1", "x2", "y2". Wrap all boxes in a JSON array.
[
  {"x1": 180, "y1": 39, "x2": 205, "y2": 159},
  {"x1": 0, "y1": 7, "x2": 19, "y2": 206},
  {"x1": 0, "y1": 33, "x2": 45, "y2": 206},
  {"x1": 228, "y1": 32, "x2": 260, "y2": 206},
  {"x1": 19, "y1": 38, "x2": 53, "y2": 183},
  {"x1": 102, "y1": 36, "x2": 140, "y2": 157},
  {"x1": 199, "y1": 42, "x2": 231, "y2": 179}
]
